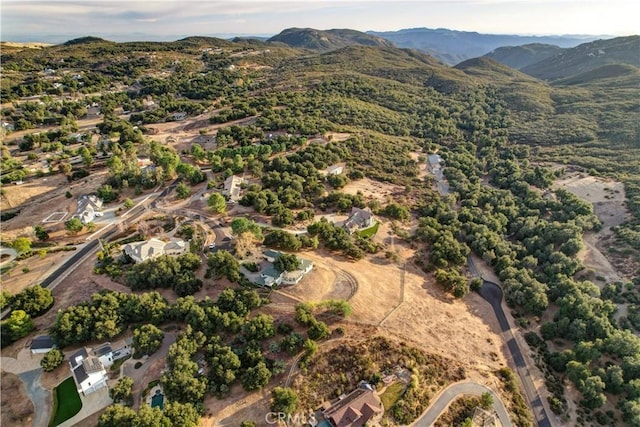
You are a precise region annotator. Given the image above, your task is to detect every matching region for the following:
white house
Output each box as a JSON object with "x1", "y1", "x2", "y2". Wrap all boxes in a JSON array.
[
  {"x1": 164, "y1": 239, "x2": 188, "y2": 256},
  {"x1": 223, "y1": 175, "x2": 247, "y2": 203},
  {"x1": 259, "y1": 249, "x2": 313, "y2": 286},
  {"x1": 75, "y1": 195, "x2": 104, "y2": 224},
  {"x1": 282, "y1": 258, "x2": 314, "y2": 285},
  {"x1": 69, "y1": 348, "x2": 108, "y2": 396},
  {"x1": 30, "y1": 335, "x2": 55, "y2": 354},
  {"x1": 123, "y1": 238, "x2": 187, "y2": 263},
  {"x1": 92, "y1": 343, "x2": 114, "y2": 368}
]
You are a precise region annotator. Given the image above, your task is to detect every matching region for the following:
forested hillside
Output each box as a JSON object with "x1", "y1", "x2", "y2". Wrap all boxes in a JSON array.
[{"x1": 1, "y1": 35, "x2": 639, "y2": 426}]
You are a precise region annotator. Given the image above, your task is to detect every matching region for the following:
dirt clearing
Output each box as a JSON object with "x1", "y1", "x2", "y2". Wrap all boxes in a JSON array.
[
  {"x1": 341, "y1": 177, "x2": 403, "y2": 203},
  {"x1": 553, "y1": 171, "x2": 634, "y2": 281},
  {"x1": 1, "y1": 371, "x2": 34, "y2": 427}
]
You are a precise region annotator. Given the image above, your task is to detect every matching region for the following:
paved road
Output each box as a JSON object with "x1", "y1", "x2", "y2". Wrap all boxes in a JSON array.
[
  {"x1": 0, "y1": 246, "x2": 18, "y2": 266},
  {"x1": 479, "y1": 280, "x2": 552, "y2": 427},
  {"x1": 413, "y1": 381, "x2": 512, "y2": 427},
  {"x1": 18, "y1": 368, "x2": 51, "y2": 427}
]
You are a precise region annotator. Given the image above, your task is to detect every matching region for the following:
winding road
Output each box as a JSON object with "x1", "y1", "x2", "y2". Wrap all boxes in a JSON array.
[
  {"x1": 413, "y1": 381, "x2": 512, "y2": 427},
  {"x1": 478, "y1": 279, "x2": 552, "y2": 427}
]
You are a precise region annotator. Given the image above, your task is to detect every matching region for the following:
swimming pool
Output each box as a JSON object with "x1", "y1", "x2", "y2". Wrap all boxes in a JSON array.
[{"x1": 150, "y1": 390, "x2": 164, "y2": 410}]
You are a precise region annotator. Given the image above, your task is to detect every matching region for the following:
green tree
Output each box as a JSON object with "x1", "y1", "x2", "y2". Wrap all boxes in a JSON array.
[
  {"x1": 480, "y1": 392, "x2": 494, "y2": 409},
  {"x1": 271, "y1": 387, "x2": 298, "y2": 414},
  {"x1": 133, "y1": 324, "x2": 164, "y2": 356},
  {"x1": 65, "y1": 217, "x2": 84, "y2": 234},
  {"x1": 110, "y1": 376, "x2": 134, "y2": 405},
  {"x1": 80, "y1": 146, "x2": 94, "y2": 168},
  {"x1": 10, "y1": 285, "x2": 53, "y2": 317},
  {"x1": 34, "y1": 225, "x2": 49, "y2": 241},
  {"x1": 308, "y1": 320, "x2": 330, "y2": 341},
  {"x1": 206, "y1": 250, "x2": 241, "y2": 282},
  {"x1": 98, "y1": 404, "x2": 138, "y2": 427},
  {"x1": 274, "y1": 253, "x2": 301, "y2": 272},
  {"x1": 241, "y1": 361, "x2": 271, "y2": 391},
  {"x1": 123, "y1": 198, "x2": 134, "y2": 209},
  {"x1": 97, "y1": 184, "x2": 118, "y2": 202},
  {"x1": 231, "y1": 217, "x2": 263, "y2": 239},
  {"x1": 176, "y1": 183, "x2": 191, "y2": 199},
  {"x1": 3, "y1": 310, "x2": 35, "y2": 342},
  {"x1": 243, "y1": 314, "x2": 275, "y2": 341},
  {"x1": 207, "y1": 193, "x2": 226, "y2": 213},
  {"x1": 12, "y1": 237, "x2": 32, "y2": 254},
  {"x1": 40, "y1": 349, "x2": 64, "y2": 372},
  {"x1": 163, "y1": 402, "x2": 201, "y2": 427}
]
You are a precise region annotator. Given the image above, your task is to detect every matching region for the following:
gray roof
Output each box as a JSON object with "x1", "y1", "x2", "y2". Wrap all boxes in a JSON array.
[
  {"x1": 31, "y1": 335, "x2": 55, "y2": 350},
  {"x1": 73, "y1": 364, "x2": 89, "y2": 384},
  {"x1": 263, "y1": 249, "x2": 282, "y2": 259},
  {"x1": 92, "y1": 343, "x2": 112, "y2": 357},
  {"x1": 82, "y1": 357, "x2": 104, "y2": 373},
  {"x1": 70, "y1": 348, "x2": 89, "y2": 368}
]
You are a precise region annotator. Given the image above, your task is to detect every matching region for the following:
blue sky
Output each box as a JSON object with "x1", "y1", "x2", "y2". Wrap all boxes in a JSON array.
[{"x1": 2, "y1": 0, "x2": 638, "y2": 42}]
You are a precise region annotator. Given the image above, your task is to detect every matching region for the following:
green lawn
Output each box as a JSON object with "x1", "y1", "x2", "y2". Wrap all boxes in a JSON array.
[
  {"x1": 380, "y1": 381, "x2": 405, "y2": 410},
  {"x1": 358, "y1": 221, "x2": 380, "y2": 238},
  {"x1": 50, "y1": 377, "x2": 82, "y2": 426}
]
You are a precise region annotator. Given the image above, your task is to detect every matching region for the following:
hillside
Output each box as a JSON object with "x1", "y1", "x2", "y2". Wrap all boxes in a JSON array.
[
  {"x1": 484, "y1": 43, "x2": 563, "y2": 69},
  {"x1": 521, "y1": 35, "x2": 640, "y2": 80},
  {"x1": 1, "y1": 34, "x2": 639, "y2": 427},
  {"x1": 367, "y1": 27, "x2": 600, "y2": 65},
  {"x1": 267, "y1": 27, "x2": 394, "y2": 51}
]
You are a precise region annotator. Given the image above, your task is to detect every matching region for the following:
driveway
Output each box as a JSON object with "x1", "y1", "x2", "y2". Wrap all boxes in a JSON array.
[
  {"x1": 0, "y1": 246, "x2": 18, "y2": 267},
  {"x1": 18, "y1": 369, "x2": 51, "y2": 427},
  {"x1": 1, "y1": 348, "x2": 52, "y2": 427},
  {"x1": 413, "y1": 381, "x2": 512, "y2": 427},
  {"x1": 122, "y1": 331, "x2": 176, "y2": 410}
]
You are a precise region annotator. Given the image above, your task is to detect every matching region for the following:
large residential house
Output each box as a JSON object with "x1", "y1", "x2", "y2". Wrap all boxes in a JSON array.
[
  {"x1": 69, "y1": 348, "x2": 108, "y2": 396},
  {"x1": 92, "y1": 343, "x2": 114, "y2": 368},
  {"x1": 223, "y1": 175, "x2": 247, "y2": 203},
  {"x1": 343, "y1": 207, "x2": 375, "y2": 234},
  {"x1": 253, "y1": 250, "x2": 313, "y2": 287},
  {"x1": 322, "y1": 386, "x2": 383, "y2": 427},
  {"x1": 123, "y1": 238, "x2": 187, "y2": 263},
  {"x1": 75, "y1": 195, "x2": 104, "y2": 224}
]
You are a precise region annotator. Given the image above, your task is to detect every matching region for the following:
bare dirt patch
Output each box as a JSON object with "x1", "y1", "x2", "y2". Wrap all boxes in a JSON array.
[
  {"x1": 1, "y1": 250, "x2": 70, "y2": 295},
  {"x1": 553, "y1": 172, "x2": 634, "y2": 280},
  {"x1": 1, "y1": 170, "x2": 109, "y2": 240},
  {"x1": 341, "y1": 177, "x2": 403, "y2": 203},
  {"x1": 0, "y1": 371, "x2": 35, "y2": 427},
  {"x1": 325, "y1": 132, "x2": 351, "y2": 142}
]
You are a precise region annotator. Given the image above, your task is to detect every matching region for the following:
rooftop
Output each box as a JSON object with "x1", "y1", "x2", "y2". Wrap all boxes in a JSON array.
[{"x1": 30, "y1": 335, "x2": 55, "y2": 350}]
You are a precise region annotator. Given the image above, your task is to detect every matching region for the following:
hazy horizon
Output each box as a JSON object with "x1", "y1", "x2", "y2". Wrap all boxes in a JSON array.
[{"x1": 2, "y1": 0, "x2": 638, "y2": 43}]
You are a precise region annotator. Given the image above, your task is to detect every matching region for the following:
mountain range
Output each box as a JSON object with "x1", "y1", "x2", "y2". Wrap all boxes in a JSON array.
[{"x1": 366, "y1": 27, "x2": 604, "y2": 64}]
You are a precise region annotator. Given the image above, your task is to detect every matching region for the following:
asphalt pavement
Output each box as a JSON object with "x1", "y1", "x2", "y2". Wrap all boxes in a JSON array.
[{"x1": 413, "y1": 381, "x2": 512, "y2": 427}]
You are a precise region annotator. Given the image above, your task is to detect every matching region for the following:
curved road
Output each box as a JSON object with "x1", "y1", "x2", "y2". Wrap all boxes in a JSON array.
[
  {"x1": 0, "y1": 247, "x2": 18, "y2": 266},
  {"x1": 479, "y1": 280, "x2": 552, "y2": 427},
  {"x1": 413, "y1": 381, "x2": 512, "y2": 427}
]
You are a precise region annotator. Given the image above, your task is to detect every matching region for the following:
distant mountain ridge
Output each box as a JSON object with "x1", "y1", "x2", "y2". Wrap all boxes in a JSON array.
[
  {"x1": 267, "y1": 28, "x2": 394, "y2": 51},
  {"x1": 520, "y1": 35, "x2": 640, "y2": 80},
  {"x1": 367, "y1": 27, "x2": 605, "y2": 64},
  {"x1": 484, "y1": 44, "x2": 563, "y2": 70}
]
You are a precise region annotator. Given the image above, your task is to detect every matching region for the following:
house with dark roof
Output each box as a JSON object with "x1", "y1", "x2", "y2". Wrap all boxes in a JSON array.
[
  {"x1": 322, "y1": 386, "x2": 383, "y2": 427},
  {"x1": 92, "y1": 343, "x2": 114, "y2": 368},
  {"x1": 69, "y1": 347, "x2": 108, "y2": 396},
  {"x1": 30, "y1": 335, "x2": 55, "y2": 354},
  {"x1": 343, "y1": 207, "x2": 375, "y2": 234}
]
